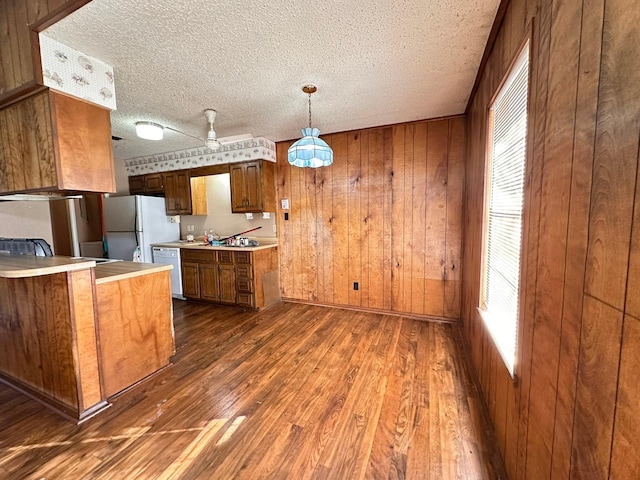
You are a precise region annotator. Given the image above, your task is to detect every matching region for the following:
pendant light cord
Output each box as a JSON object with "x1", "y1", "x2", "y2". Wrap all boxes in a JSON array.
[{"x1": 308, "y1": 93, "x2": 312, "y2": 129}]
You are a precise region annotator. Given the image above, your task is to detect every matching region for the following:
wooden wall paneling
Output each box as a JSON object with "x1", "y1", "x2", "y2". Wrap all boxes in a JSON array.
[
  {"x1": 444, "y1": 117, "x2": 464, "y2": 319},
  {"x1": 5, "y1": 0, "x2": 24, "y2": 91},
  {"x1": 303, "y1": 156, "x2": 317, "y2": 300},
  {"x1": 510, "y1": 0, "x2": 527, "y2": 61},
  {"x1": 0, "y1": 0, "x2": 15, "y2": 96},
  {"x1": 331, "y1": 133, "x2": 349, "y2": 305},
  {"x1": 391, "y1": 125, "x2": 407, "y2": 312},
  {"x1": 347, "y1": 131, "x2": 362, "y2": 307},
  {"x1": 12, "y1": 0, "x2": 31, "y2": 84},
  {"x1": 525, "y1": 0, "x2": 583, "y2": 476},
  {"x1": 493, "y1": 366, "x2": 509, "y2": 462},
  {"x1": 314, "y1": 145, "x2": 327, "y2": 303},
  {"x1": 359, "y1": 130, "x2": 370, "y2": 308},
  {"x1": 609, "y1": 315, "x2": 640, "y2": 477},
  {"x1": 424, "y1": 120, "x2": 448, "y2": 317},
  {"x1": 627, "y1": 151, "x2": 640, "y2": 318},
  {"x1": 290, "y1": 145, "x2": 303, "y2": 300},
  {"x1": 570, "y1": 295, "x2": 623, "y2": 478},
  {"x1": 410, "y1": 122, "x2": 427, "y2": 315},
  {"x1": 321, "y1": 136, "x2": 334, "y2": 305},
  {"x1": 367, "y1": 129, "x2": 386, "y2": 310},
  {"x1": 276, "y1": 142, "x2": 292, "y2": 298},
  {"x1": 382, "y1": 128, "x2": 394, "y2": 311},
  {"x1": 0, "y1": 108, "x2": 12, "y2": 191},
  {"x1": 551, "y1": 1, "x2": 604, "y2": 478},
  {"x1": 5, "y1": 103, "x2": 26, "y2": 192},
  {"x1": 26, "y1": 0, "x2": 50, "y2": 24},
  {"x1": 402, "y1": 125, "x2": 414, "y2": 313},
  {"x1": 516, "y1": 2, "x2": 551, "y2": 477},
  {"x1": 584, "y1": 0, "x2": 640, "y2": 310}
]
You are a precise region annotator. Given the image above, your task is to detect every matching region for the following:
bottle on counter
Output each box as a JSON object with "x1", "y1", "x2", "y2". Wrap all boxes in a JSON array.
[{"x1": 203, "y1": 231, "x2": 208, "y2": 244}]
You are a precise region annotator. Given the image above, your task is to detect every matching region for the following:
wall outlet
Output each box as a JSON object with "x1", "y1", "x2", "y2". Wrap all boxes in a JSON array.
[
  {"x1": 273, "y1": 224, "x2": 277, "y2": 232},
  {"x1": 353, "y1": 282, "x2": 359, "y2": 291},
  {"x1": 169, "y1": 215, "x2": 180, "y2": 223},
  {"x1": 284, "y1": 212, "x2": 289, "y2": 221}
]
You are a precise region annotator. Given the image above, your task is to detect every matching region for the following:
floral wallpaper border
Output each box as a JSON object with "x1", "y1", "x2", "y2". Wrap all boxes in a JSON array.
[
  {"x1": 39, "y1": 33, "x2": 117, "y2": 111},
  {"x1": 124, "y1": 137, "x2": 276, "y2": 176}
]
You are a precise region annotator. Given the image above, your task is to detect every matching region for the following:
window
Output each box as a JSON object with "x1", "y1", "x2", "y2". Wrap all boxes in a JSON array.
[{"x1": 480, "y1": 41, "x2": 530, "y2": 377}]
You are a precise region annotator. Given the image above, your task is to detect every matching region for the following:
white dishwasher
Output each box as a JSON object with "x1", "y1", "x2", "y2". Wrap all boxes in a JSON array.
[{"x1": 152, "y1": 247, "x2": 184, "y2": 299}]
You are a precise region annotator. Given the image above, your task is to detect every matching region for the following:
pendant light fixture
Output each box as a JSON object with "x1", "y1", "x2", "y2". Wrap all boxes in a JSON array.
[{"x1": 287, "y1": 85, "x2": 333, "y2": 168}]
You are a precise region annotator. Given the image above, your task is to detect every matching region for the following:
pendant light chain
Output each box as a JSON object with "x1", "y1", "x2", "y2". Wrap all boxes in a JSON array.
[{"x1": 308, "y1": 92, "x2": 313, "y2": 129}]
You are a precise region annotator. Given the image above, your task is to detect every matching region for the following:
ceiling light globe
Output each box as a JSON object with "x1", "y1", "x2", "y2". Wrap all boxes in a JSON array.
[{"x1": 135, "y1": 121, "x2": 164, "y2": 140}]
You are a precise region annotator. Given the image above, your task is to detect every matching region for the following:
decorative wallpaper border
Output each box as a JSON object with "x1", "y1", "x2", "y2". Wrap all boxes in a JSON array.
[
  {"x1": 39, "y1": 33, "x2": 117, "y2": 111},
  {"x1": 124, "y1": 137, "x2": 276, "y2": 176}
]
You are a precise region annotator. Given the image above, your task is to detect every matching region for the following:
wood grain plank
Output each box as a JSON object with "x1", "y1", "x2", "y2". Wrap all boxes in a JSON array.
[
  {"x1": 0, "y1": 0, "x2": 16, "y2": 96},
  {"x1": 347, "y1": 130, "x2": 362, "y2": 307},
  {"x1": 551, "y1": 1, "x2": 604, "y2": 478},
  {"x1": 276, "y1": 142, "x2": 293, "y2": 298},
  {"x1": 360, "y1": 131, "x2": 371, "y2": 307},
  {"x1": 425, "y1": 120, "x2": 448, "y2": 317},
  {"x1": 382, "y1": 128, "x2": 394, "y2": 311},
  {"x1": 584, "y1": 0, "x2": 640, "y2": 310},
  {"x1": 410, "y1": 122, "x2": 427, "y2": 315},
  {"x1": 402, "y1": 124, "x2": 414, "y2": 314},
  {"x1": 367, "y1": 128, "x2": 385, "y2": 310},
  {"x1": 627, "y1": 144, "x2": 640, "y2": 318},
  {"x1": 570, "y1": 295, "x2": 623, "y2": 478},
  {"x1": 331, "y1": 133, "x2": 349, "y2": 305},
  {"x1": 5, "y1": 0, "x2": 24, "y2": 91},
  {"x1": 444, "y1": 117, "x2": 464, "y2": 319},
  {"x1": 290, "y1": 145, "x2": 303, "y2": 300},
  {"x1": 321, "y1": 136, "x2": 334, "y2": 305},
  {"x1": 391, "y1": 125, "x2": 406, "y2": 313},
  {"x1": 609, "y1": 316, "x2": 640, "y2": 478}
]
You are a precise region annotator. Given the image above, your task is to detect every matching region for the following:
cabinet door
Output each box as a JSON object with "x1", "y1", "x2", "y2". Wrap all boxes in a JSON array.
[
  {"x1": 145, "y1": 173, "x2": 164, "y2": 194},
  {"x1": 243, "y1": 161, "x2": 263, "y2": 211},
  {"x1": 229, "y1": 163, "x2": 247, "y2": 212},
  {"x1": 200, "y1": 264, "x2": 220, "y2": 301},
  {"x1": 163, "y1": 171, "x2": 192, "y2": 215},
  {"x1": 218, "y1": 264, "x2": 237, "y2": 304},
  {"x1": 128, "y1": 175, "x2": 145, "y2": 194},
  {"x1": 182, "y1": 262, "x2": 200, "y2": 298}
]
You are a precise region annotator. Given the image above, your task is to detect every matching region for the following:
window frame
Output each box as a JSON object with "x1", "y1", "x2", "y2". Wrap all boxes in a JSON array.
[{"x1": 478, "y1": 36, "x2": 533, "y2": 379}]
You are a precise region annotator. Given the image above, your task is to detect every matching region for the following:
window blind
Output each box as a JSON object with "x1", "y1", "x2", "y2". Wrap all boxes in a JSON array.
[{"x1": 481, "y1": 42, "x2": 530, "y2": 377}]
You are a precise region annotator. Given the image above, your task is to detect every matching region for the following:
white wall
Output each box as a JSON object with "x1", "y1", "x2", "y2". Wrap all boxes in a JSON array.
[
  {"x1": 0, "y1": 200, "x2": 54, "y2": 249},
  {"x1": 180, "y1": 174, "x2": 276, "y2": 240},
  {"x1": 113, "y1": 157, "x2": 130, "y2": 196}
]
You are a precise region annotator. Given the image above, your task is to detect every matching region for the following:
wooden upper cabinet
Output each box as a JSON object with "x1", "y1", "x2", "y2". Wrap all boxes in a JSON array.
[
  {"x1": 229, "y1": 160, "x2": 276, "y2": 213},
  {"x1": 0, "y1": 89, "x2": 115, "y2": 195},
  {"x1": 0, "y1": 0, "x2": 91, "y2": 106},
  {"x1": 129, "y1": 173, "x2": 164, "y2": 196},
  {"x1": 162, "y1": 171, "x2": 207, "y2": 216}
]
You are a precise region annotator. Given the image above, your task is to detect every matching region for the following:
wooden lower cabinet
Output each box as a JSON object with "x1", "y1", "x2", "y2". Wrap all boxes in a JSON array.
[{"x1": 181, "y1": 247, "x2": 280, "y2": 309}]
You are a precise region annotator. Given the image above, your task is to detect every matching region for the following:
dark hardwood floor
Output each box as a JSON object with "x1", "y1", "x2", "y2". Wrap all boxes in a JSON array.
[{"x1": 0, "y1": 301, "x2": 506, "y2": 479}]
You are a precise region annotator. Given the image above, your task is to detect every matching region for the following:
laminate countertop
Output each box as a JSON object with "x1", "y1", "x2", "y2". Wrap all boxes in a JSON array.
[
  {"x1": 0, "y1": 256, "x2": 172, "y2": 284},
  {"x1": 93, "y1": 261, "x2": 172, "y2": 285},
  {"x1": 0, "y1": 255, "x2": 95, "y2": 278},
  {"x1": 151, "y1": 241, "x2": 278, "y2": 252}
]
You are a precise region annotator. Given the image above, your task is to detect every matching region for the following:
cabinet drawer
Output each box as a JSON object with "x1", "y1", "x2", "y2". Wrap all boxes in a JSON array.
[
  {"x1": 234, "y1": 251, "x2": 252, "y2": 264},
  {"x1": 181, "y1": 249, "x2": 215, "y2": 262},
  {"x1": 237, "y1": 292, "x2": 255, "y2": 308},
  {"x1": 236, "y1": 278, "x2": 254, "y2": 293},
  {"x1": 217, "y1": 251, "x2": 234, "y2": 264},
  {"x1": 235, "y1": 264, "x2": 253, "y2": 278}
]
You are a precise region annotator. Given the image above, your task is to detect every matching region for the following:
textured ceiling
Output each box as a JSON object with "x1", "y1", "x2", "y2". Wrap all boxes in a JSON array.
[{"x1": 44, "y1": 0, "x2": 499, "y2": 160}]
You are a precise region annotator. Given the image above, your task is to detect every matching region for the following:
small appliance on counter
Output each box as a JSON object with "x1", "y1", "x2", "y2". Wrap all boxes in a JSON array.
[{"x1": 0, "y1": 238, "x2": 53, "y2": 257}]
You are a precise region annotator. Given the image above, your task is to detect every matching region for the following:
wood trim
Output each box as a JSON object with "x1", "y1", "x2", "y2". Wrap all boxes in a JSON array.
[
  {"x1": 29, "y1": 0, "x2": 92, "y2": 32},
  {"x1": 281, "y1": 298, "x2": 459, "y2": 324}
]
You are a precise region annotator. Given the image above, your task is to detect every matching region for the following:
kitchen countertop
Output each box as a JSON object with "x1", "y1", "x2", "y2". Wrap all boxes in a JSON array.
[
  {"x1": 0, "y1": 255, "x2": 96, "y2": 278},
  {"x1": 94, "y1": 261, "x2": 172, "y2": 285},
  {"x1": 151, "y1": 241, "x2": 278, "y2": 252}
]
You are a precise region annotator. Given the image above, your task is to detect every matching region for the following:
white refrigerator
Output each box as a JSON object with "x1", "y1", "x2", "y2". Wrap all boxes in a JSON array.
[{"x1": 103, "y1": 195, "x2": 180, "y2": 262}]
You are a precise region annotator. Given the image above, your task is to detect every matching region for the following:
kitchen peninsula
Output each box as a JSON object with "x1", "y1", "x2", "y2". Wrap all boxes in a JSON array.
[{"x1": 0, "y1": 256, "x2": 175, "y2": 423}]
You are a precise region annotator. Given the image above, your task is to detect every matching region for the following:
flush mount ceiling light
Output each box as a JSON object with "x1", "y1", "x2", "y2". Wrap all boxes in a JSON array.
[
  {"x1": 135, "y1": 121, "x2": 164, "y2": 140},
  {"x1": 287, "y1": 85, "x2": 333, "y2": 168},
  {"x1": 134, "y1": 109, "x2": 222, "y2": 151}
]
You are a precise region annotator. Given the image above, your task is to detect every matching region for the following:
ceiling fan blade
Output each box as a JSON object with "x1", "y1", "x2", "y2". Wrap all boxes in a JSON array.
[{"x1": 217, "y1": 134, "x2": 253, "y2": 145}]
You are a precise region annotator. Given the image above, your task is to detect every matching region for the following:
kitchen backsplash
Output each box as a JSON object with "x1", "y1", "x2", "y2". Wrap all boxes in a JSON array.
[{"x1": 179, "y1": 174, "x2": 276, "y2": 240}]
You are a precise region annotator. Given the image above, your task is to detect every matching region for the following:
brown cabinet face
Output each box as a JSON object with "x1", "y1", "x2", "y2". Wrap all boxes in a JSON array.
[
  {"x1": 0, "y1": 90, "x2": 115, "y2": 194},
  {"x1": 163, "y1": 171, "x2": 192, "y2": 215},
  {"x1": 128, "y1": 176, "x2": 145, "y2": 194},
  {"x1": 229, "y1": 164, "x2": 247, "y2": 212},
  {"x1": 199, "y1": 264, "x2": 220, "y2": 301},
  {"x1": 218, "y1": 264, "x2": 237, "y2": 304},
  {"x1": 230, "y1": 161, "x2": 264, "y2": 213},
  {"x1": 182, "y1": 262, "x2": 201, "y2": 298},
  {"x1": 145, "y1": 173, "x2": 164, "y2": 194},
  {"x1": 218, "y1": 251, "x2": 234, "y2": 264}
]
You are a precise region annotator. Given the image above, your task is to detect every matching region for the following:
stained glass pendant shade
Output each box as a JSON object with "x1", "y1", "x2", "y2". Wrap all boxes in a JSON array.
[{"x1": 288, "y1": 85, "x2": 333, "y2": 168}]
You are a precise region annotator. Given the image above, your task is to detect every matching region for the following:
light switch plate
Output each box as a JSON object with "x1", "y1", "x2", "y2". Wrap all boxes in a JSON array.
[{"x1": 281, "y1": 199, "x2": 289, "y2": 210}]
